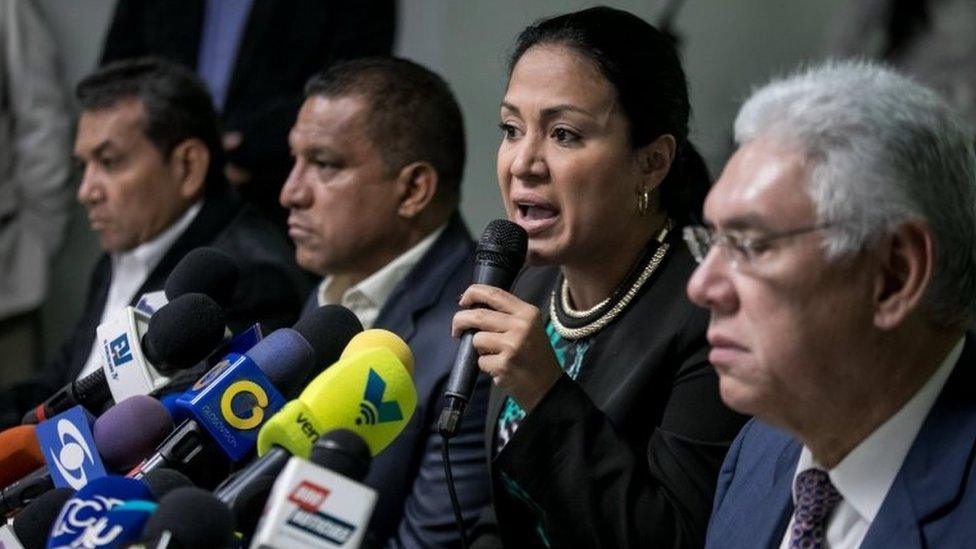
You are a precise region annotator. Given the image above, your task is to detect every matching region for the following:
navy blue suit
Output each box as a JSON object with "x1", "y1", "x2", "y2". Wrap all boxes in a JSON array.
[
  {"x1": 302, "y1": 215, "x2": 491, "y2": 548},
  {"x1": 706, "y1": 336, "x2": 976, "y2": 549}
]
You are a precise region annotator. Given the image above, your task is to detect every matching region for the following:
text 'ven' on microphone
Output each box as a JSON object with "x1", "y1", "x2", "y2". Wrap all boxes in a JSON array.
[
  {"x1": 439, "y1": 219, "x2": 527, "y2": 438},
  {"x1": 21, "y1": 293, "x2": 226, "y2": 425},
  {"x1": 250, "y1": 429, "x2": 376, "y2": 549},
  {"x1": 130, "y1": 305, "x2": 363, "y2": 481},
  {"x1": 215, "y1": 329, "x2": 416, "y2": 520}
]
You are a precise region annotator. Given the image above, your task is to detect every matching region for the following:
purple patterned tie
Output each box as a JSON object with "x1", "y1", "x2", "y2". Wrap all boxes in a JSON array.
[{"x1": 789, "y1": 468, "x2": 842, "y2": 549}]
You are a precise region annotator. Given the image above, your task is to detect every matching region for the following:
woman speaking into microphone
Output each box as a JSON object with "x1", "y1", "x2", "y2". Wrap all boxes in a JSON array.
[{"x1": 453, "y1": 7, "x2": 746, "y2": 547}]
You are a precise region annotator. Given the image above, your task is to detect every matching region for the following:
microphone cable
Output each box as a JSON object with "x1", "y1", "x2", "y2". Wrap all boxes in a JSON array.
[{"x1": 441, "y1": 434, "x2": 470, "y2": 549}]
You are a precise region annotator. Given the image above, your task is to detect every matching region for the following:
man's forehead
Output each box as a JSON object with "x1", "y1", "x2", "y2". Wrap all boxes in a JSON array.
[
  {"x1": 291, "y1": 95, "x2": 369, "y2": 144},
  {"x1": 704, "y1": 139, "x2": 815, "y2": 230},
  {"x1": 75, "y1": 98, "x2": 146, "y2": 153}
]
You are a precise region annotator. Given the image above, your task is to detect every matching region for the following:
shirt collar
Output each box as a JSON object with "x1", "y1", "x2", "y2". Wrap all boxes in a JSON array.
[
  {"x1": 110, "y1": 201, "x2": 202, "y2": 278},
  {"x1": 316, "y1": 223, "x2": 447, "y2": 322},
  {"x1": 792, "y1": 336, "x2": 964, "y2": 523}
]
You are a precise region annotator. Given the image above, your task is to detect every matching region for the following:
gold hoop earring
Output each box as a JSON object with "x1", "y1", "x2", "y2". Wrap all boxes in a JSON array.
[{"x1": 637, "y1": 187, "x2": 651, "y2": 216}]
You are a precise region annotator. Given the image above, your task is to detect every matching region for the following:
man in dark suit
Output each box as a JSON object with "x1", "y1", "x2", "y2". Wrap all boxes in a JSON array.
[
  {"x1": 280, "y1": 57, "x2": 489, "y2": 548},
  {"x1": 100, "y1": 0, "x2": 395, "y2": 223},
  {"x1": 0, "y1": 58, "x2": 310, "y2": 427},
  {"x1": 684, "y1": 60, "x2": 976, "y2": 548}
]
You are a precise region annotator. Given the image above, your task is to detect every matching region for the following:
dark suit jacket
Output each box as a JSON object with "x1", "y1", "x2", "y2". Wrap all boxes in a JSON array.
[
  {"x1": 706, "y1": 335, "x2": 976, "y2": 549},
  {"x1": 471, "y1": 237, "x2": 748, "y2": 548},
  {"x1": 302, "y1": 215, "x2": 491, "y2": 548},
  {"x1": 0, "y1": 189, "x2": 310, "y2": 425},
  {"x1": 101, "y1": 0, "x2": 395, "y2": 220}
]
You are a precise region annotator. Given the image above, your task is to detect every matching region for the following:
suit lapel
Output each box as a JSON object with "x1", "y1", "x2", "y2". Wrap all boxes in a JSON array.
[
  {"x1": 131, "y1": 191, "x2": 240, "y2": 304},
  {"x1": 862, "y1": 334, "x2": 976, "y2": 549},
  {"x1": 760, "y1": 440, "x2": 801, "y2": 549},
  {"x1": 373, "y1": 215, "x2": 473, "y2": 342}
]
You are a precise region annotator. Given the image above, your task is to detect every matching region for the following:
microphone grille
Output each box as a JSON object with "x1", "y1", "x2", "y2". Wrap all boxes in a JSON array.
[
  {"x1": 476, "y1": 219, "x2": 528, "y2": 271},
  {"x1": 164, "y1": 247, "x2": 240, "y2": 306}
]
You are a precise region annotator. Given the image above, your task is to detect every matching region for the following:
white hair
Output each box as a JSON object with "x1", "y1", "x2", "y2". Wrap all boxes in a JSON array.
[{"x1": 735, "y1": 60, "x2": 976, "y2": 328}]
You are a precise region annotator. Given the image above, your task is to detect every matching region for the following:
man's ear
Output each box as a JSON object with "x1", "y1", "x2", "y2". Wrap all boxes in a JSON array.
[
  {"x1": 873, "y1": 219, "x2": 935, "y2": 330},
  {"x1": 169, "y1": 138, "x2": 210, "y2": 199},
  {"x1": 395, "y1": 161, "x2": 439, "y2": 218},
  {"x1": 635, "y1": 133, "x2": 676, "y2": 191}
]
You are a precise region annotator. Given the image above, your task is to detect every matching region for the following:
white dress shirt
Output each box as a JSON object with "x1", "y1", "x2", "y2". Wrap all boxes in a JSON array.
[
  {"x1": 316, "y1": 225, "x2": 446, "y2": 329},
  {"x1": 779, "y1": 337, "x2": 964, "y2": 549},
  {"x1": 77, "y1": 202, "x2": 202, "y2": 379}
]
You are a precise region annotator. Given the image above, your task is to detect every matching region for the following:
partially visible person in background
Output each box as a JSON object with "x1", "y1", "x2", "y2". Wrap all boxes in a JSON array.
[
  {"x1": 100, "y1": 0, "x2": 396, "y2": 224},
  {"x1": 0, "y1": 0, "x2": 72, "y2": 387},
  {"x1": 826, "y1": 0, "x2": 976, "y2": 130},
  {"x1": 0, "y1": 58, "x2": 310, "y2": 428}
]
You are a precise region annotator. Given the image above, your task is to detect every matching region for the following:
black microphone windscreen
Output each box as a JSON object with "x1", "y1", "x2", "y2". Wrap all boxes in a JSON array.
[
  {"x1": 12, "y1": 487, "x2": 74, "y2": 549},
  {"x1": 141, "y1": 487, "x2": 236, "y2": 548},
  {"x1": 141, "y1": 467, "x2": 194, "y2": 500},
  {"x1": 477, "y1": 219, "x2": 528, "y2": 271},
  {"x1": 309, "y1": 429, "x2": 372, "y2": 482},
  {"x1": 164, "y1": 247, "x2": 239, "y2": 307},
  {"x1": 143, "y1": 293, "x2": 226, "y2": 370},
  {"x1": 228, "y1": 475, "x2": 277, "y2": 539},
  {"x1": 293, "y1": 304, "x2": 364, "y2": 370}
]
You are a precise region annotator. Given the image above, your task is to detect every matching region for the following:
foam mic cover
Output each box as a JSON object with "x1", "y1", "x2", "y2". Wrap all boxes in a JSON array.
[
  {"x1": 141, "y1": 468, "x2": 193, "y2": 500},
  {"x1": 47, "y1": 476, "x2": 152, "y2": 548},
  {"x1": 11, "y1": 487, "x2": 74, "y2": 549},
  {"x1": 309, "y1": 429, "x2": 372, "y2": 482},
  {"x1": 256, "y1": 329, "x2": 417, "y2": 459},
  {"x1": 142, "y1": 293, "x2": 226, "y2": 372},
  {"x1": 294, "y1": 305, "x2": 364, "y2": 374},
  {"x1": 0, "y1": 426, "x2": 44, "y2": 488},
  {"x1": 92, "y1": 396, "x2": 174, "y2": 471},
  {"x1": 163, "y1": 247, "x2": 239, "y2": 307},
  {"x1": 140, "y1": 487, "x2": 236, "y2": 548},
  {"x1": 440, "y1": 219, "x2": 527, "y2": 437}
]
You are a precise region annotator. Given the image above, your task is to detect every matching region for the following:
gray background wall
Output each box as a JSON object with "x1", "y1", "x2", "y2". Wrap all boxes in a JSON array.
[{"x1": 32, "y1": 0, "x2": 845, "y2": 361}]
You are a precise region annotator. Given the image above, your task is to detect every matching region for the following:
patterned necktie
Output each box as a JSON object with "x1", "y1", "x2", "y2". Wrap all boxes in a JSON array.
[{"x1": 789, "y1": 468, "x2": 843, "y2": 549}]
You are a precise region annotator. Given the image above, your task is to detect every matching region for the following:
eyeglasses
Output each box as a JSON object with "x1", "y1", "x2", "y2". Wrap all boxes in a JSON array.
[{"x1": 683, "y1": 223, "x2": 836, "y2": 270}]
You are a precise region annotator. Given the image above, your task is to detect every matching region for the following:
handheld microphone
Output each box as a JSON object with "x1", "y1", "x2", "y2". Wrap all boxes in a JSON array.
[
  {"x1": 439, "y1": 219, "x2": 527, "y2": 438},
  {"x1": 0, "y1": 426, "x2": 44, "y2": 488},
  {"x1": 130, "y1": 306, "x2": 363, "y2": 477},
  {"x1": 46, "y1": 476, "x2": 152, "y2": 548},
  {"x1": 249, "y1": 430, "x2": 376, "y2": 549},
  {"x1": 216, "y1": 329, "x2": 416, "y2": 515},
  {"x1": 139, "y1": 487, "x2": 236, "y2": 549},
  {"x1": 1, "y1": 398, "x2": 176, "y2": 514},
  {"x1": 8, "y1": 488, "x2": 74, "y2": 549},
  {"x1": 71, "y1": 499, "x2": 158, "y2": 549},
  {"x1": 21, "y1": 294, "x2": 225, "y2": 425}
]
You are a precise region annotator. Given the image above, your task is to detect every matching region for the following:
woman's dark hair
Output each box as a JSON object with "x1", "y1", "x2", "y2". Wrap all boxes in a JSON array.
[{"x1": 510, "y1": 6, "x2": 710, "y2": 225}]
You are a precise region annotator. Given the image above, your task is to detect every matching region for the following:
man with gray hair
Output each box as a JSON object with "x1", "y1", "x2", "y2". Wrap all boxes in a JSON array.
[{"x1": 685, "y1": 60, "x2": 976, "y2": 548}]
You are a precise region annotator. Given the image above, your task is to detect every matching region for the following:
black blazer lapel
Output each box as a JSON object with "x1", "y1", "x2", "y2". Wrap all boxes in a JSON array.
[{"x1": 130, "y1": 191, "x2": 240, "y2": 304}]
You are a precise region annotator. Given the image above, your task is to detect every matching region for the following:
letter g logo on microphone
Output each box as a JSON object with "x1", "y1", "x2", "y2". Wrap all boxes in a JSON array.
[{"x1": 221, "y1": 380, "x2": 269, "y2": 430}]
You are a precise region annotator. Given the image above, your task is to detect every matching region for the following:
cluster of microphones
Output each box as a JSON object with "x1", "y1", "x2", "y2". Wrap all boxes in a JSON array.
[{"x1": 0, "y1": 220, "x2": 528, "y2": 549}]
